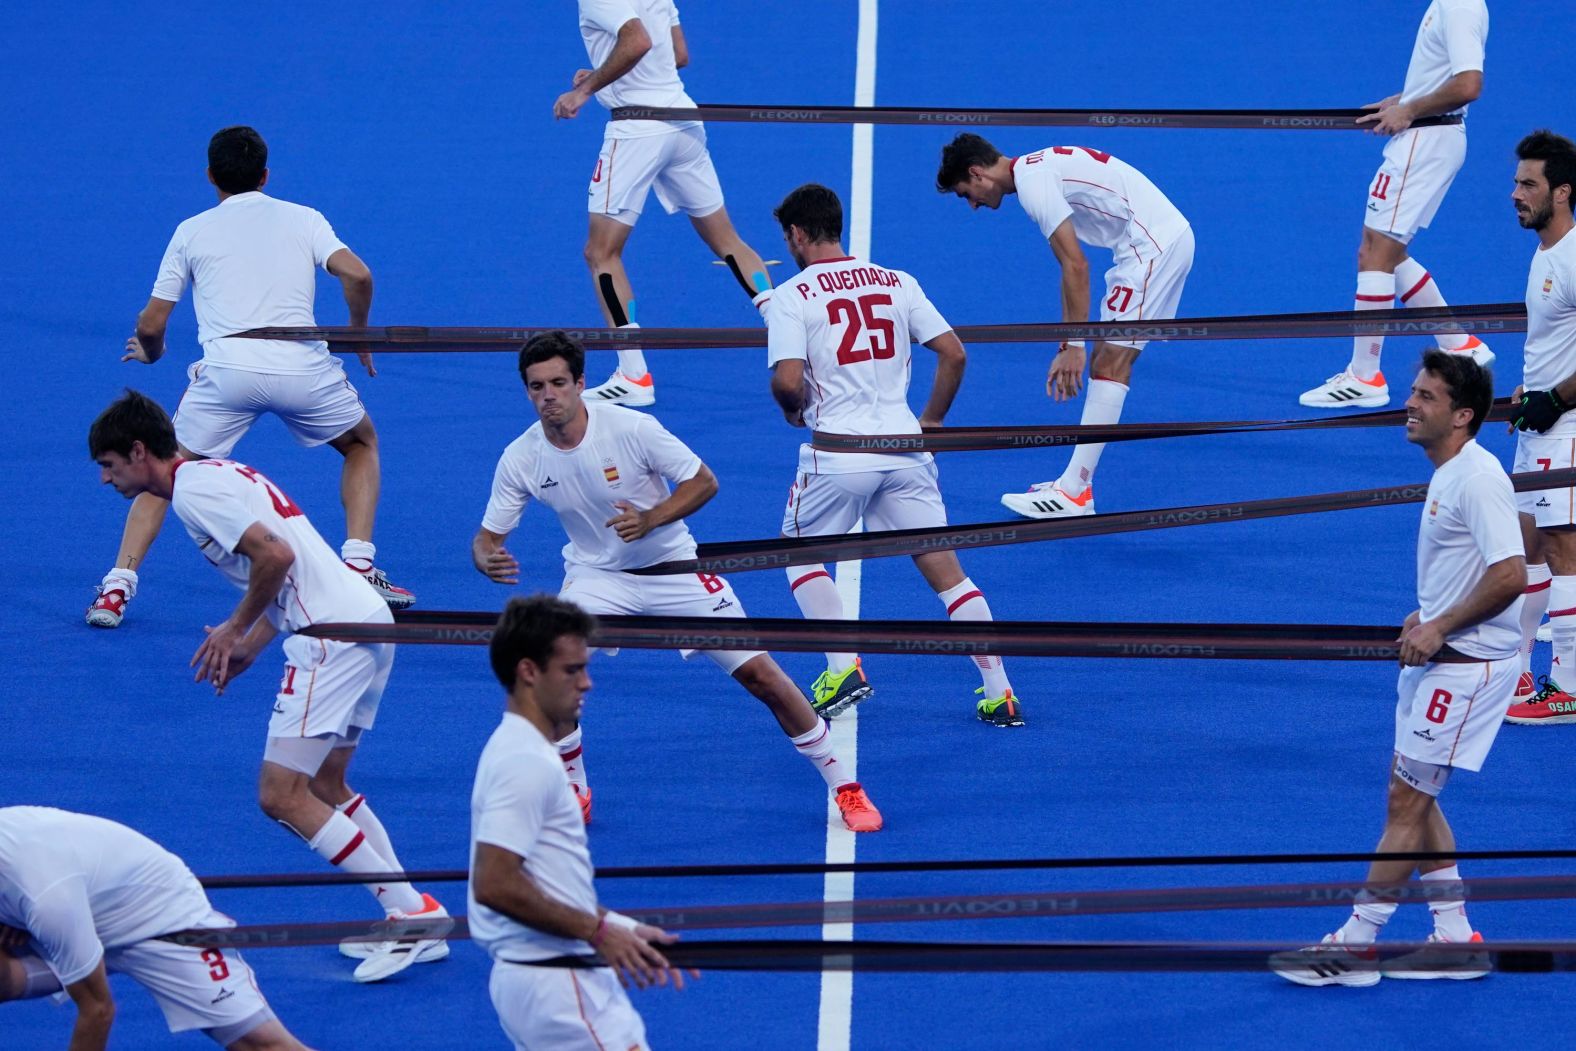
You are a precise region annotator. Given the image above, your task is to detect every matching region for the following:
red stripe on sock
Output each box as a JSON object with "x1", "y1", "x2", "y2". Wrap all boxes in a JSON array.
[
  {"x1": 946, "y1": 590, "x2": 984, "y2": 615},
  {"x1": 1355, "y1": 293, "x2": 1394, "y2": 302},
  {"x1": 1549, "y1": 607, "x2": 1576, "y2": 618},
  {"x1": 1527, "y1": 579, "x2": 1553, "y2": 594},
  {"x1": 790, "y1": 570, "x2": 832, "y2": 591},
  {"x1": 1399, "y1": 273, "x2": 1432, "y2": 303},
  {"x1": 795, "y1": 725, "x2": 829, "y2": 750},
  {"x1": 342, "y1": 794, "x2": 365, "y2": 817},
  {"x1": 559, "y1": 746, "x2": 583, "y2": 762},
  {"x1": 329, "y1": 831, "x2": 366, "y2": 866}
]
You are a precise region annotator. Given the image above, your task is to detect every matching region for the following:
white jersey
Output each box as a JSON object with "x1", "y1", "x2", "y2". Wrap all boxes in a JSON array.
[
  {"x1": 1523, "y1": 227, "x2": 1576, "y2": 436},
  {"x1": 468, "y1": 713, "x2": 599, "y2": 963},
  {"x1": 0, "y1": 808, "x2": 212, "y2": 986},
  {"x1": 1013, "y1": 147, "x2": 1190, "y2": 264},
  {"x1": 482, "y1": 403, "x2": 703, "y2": 571},
  {"x1": 767, "y1": 256, "x2": 951, "y2": 475},
  {"x1": 151, "y1": 191, "x2": 347, "y2": 375},
  {"x1": 579, "y1": 0, "x2": 699, "y2": 139},
  {"x1": 1417, "y1": 440, "x2": 1523, "y2": 660},
  {"x1": 171, "y1": 458, "x2": 385, "y2": 632},
  {"x1": 1399, "y1": 0, "x2": 1488, "y2": 114}
]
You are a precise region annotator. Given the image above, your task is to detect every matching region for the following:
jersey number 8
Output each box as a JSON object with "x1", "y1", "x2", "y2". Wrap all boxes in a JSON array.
[{"x1": 828, "y1": 293, "x2": 896, "y2": 366}]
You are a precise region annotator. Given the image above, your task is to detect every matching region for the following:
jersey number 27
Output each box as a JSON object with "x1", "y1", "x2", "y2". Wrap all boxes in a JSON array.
[{"x1": 828, "y1": 293, "x2": 896, "y2": 365}]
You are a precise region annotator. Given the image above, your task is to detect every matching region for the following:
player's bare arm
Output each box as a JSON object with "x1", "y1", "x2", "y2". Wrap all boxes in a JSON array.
[
  {"x1": 555, "y1": 17, "x2": 653, "y2": 120},
  {"x1": 670, "y1": 25, "x2": 688, "y2": 68},
  {"x1": 325, "y1": 247, "x2": 376, "y2": 376},
  {"x1": 63, "y1": 961, "x2": 115, "y2": 1051},
  {"x1": 918, "y1": 331, "x2": 966, "y2": 428},
  {"x1": 472, "y1": 527, "x2": 520, "y2": 585},
  {"x1": 123, "y1": 297, "x2": 175, "y2": 364},
  {"x1": 472, "y1": 842, "x2": 689, "y2": 990},
  {"x1": 605, "y1": 465, "x2": 718, "y2": 543},
  {"x1": 770, "y1": 360, "x2": 808, "y2": 426},
  {"x1": 1397, "y1": 554, "x2": 1526, "y2": 665},
  {"x1": 1046, "y1": 219, "x2": 1091, "y2": 401},
  {"x1": 1358, "y1": 71, "x2": 1482, "y2": 135},
  {"x1": 192, "y1": 524, "x2": 295, "y2": 691}
]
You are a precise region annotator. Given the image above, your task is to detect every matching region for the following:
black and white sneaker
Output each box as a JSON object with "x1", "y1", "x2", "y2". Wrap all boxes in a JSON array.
[
  {"x1": 1269, "y1": 931, "x2": 1380, "y2": 987},
  {"x1": 1299, "y1": 370, "x2": 1389, "y2": 408}
]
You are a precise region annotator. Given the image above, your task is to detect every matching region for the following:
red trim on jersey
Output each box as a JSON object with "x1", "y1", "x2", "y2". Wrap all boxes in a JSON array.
[
  {"x1": 329, "y1": 830, "x2": 366, "y2": 866},
  {"x1": 790, "y1": 569, "x2": 833, "y2": 591},
  {"x1": 1388, "y1": 133, "x2": 1419, "y2": 229},
  {"x1": 1526, "y1": 578, "x2": 1553, "y2": 594},
  {"x1": 946, "y1": 589, "x2": 984, "y2": 615},
  {"x1": 603, "y1": 140, "x2": 618, "y2": 214},
  {"x1": 570, "y1": 972, "x2": 610, "y2": 1051},
  {"x1": 810, "y1": 256, "x2": 857, "y2": 265},
  {"x1": 1400, "y1": 272, "x2": 1433, "y2": 303}
]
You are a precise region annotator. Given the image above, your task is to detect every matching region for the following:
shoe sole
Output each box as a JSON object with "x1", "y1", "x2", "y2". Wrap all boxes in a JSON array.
[
  {"x1": 815, "y1": 683, "x2": 874, "y2": 720},
  {"x1": 1000, "y1": 497, "x2": 1094, "y2": 520},
  {"x1": 1504, "y1": 713, "x2": 1576, "y2": 725},
  {"x1": 1298, "y1": 396, "x2": 1389, "y2": 409},
  {"x1": 1272, "y1": 968, "x2": 1380, "y2": 988},
  {"x1": 85, "y1": 613, "x2": 122, "y2": 628},
  {"x1": 1384, "y1": 968, "x2": 1489, "y2": 981},
  {"x1": 352, "y1": 939, "x2": 444, "y2": 983},
  {"x1": 340, "y1": 940, "x2": 451, "y2": 963},
  {"x1": 378, "y1": 593, "x2": 416, "y2": 610},
  {"x1": 977, "y1": 713, "x2": 1027, "y2": 728}
]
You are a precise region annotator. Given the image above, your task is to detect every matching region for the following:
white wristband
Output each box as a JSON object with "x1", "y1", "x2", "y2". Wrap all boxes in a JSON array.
[
  {"x1": 603, "y1": 910, "x2": 640, "y2": 932},
  {"x1": 1062, "y1": 340, "x2": 1086, "y2": 349}
]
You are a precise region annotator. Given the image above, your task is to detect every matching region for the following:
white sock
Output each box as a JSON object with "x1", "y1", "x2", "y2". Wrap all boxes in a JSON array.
[
  {"x1": 1055, "y1": 377, "x2": 1129, "y2": 494},
  {"x1": 1348, "y1": 270, "x2": 1395, "y2": 380},
  {"x1": 938, "y1": 578, "x2": 1010, "y2": 697},
  {"x1": 789, "y1": 717, "x2": 853, "y2": 790},
  {"x1": 556, "y1": 725, "x2": 588, "y2": 792},
  {"x1": 788, "y1": 565, "x2": 855, "y2": 674},
  {"x1": 1549, "y1": 576, "x2": 1576, "y2": 686},
  {"x1": 1339, "y1": 899, "x2": 1397, "y2": 943},
  {"x1": 341, "y1": 539, "x2": 376, "y2": 572},
  {"x1": 1394, "y1": 258, "x2": 1472, "y2": 352},
  {"x1": 336, "y1": 794, "x2": 407, "y2": 903},
  {"x1": 1522, "y1": 563, "x2": 1552, "y2": 676},
  {"x1": 101, "y1": 567, "x2": 138, "y2": 598},
  {"x1": 307, "y1": 810, "x2": 424, "y2": 914},
  {"x1": 1422, "y1": 865, "x2": 1473, "y2": 941},
  {"x1": 615, "y1": 322, "x2": 648, "y2": 380}
]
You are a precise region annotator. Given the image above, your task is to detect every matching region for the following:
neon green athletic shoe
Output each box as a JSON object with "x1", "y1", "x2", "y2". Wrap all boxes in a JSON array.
[
  {"x1": 810, "y1": 658, "x2": 873, "y2": 719},
  {"x1": 975, "y1": 687, "x2": 1025, "y2": 728}
]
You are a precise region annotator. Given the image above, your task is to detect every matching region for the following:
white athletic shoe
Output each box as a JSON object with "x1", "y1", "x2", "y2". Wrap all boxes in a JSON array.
[
  {"x1": 1537, "y1": 620, "x2": 1552, "y2": 643},
  {"x1": 584, "y1": 370, "x2": 655, "y2": 407},
  {"x1": 340, "y1": 938, "x2": 450, "y2": 964},
  {"x1": 1269, "y1": 930, "x2": 1381, "y2": 987},
  {"x1": 1456, "y1": 337, "x2": 1495, "y2": 369},
  {"x1": 1384, "y1": 931, "x2": 1490, "y2": 981},
  {"x1": 351, "y1": 895, "x2": 452, "y2": 983},
  {"x1": 1001, "y1": 482, "x2": 1095, "y2": 520},
  {"x1": 1299, "y1": 370, "x2": 1389, "y2": 409}
]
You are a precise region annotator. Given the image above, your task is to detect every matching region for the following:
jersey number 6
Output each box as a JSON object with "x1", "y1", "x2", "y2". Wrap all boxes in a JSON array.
[{"x1": 828, "y1": 293, "x2": 896, "y2": 365}]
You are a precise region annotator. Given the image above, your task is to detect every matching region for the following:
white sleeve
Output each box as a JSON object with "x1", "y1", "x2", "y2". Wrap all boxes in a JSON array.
[
  {"x1": 481, "y1": 442, "x2": 533, "y2": 535},
  {"x1": 901, "y1": 276, "x2": 952, "y2": 345},
  {"x1": 473, "y1": 761, "x2": 554, "y2": 860},
  {"x1": 667, "y1": 0, "x2": 681, "y2": 27},
  {"x1": 581, "y1": 0, "x2": 641, "y2": 34},
  {"x1": 150, "y1": 226, "x2": 190, "y2": 304},
  {"x1": 310, "y1": 210, "x2": 349, "y2": 269},
  {"x1": 1462, "y1": 470, "x2": 1523, "y2": 567},
  {"x1": 23, "y1": 878, "x2": 104, "y2": 987},
  {"x1": 765, "y1": 294, "x2": 809, "y2": 366},
  {"x1": 1440, "y1": 0, "x2": 1487, "y2": 75},
  {"x1": 634, "y1": 414, "x2": 705, "y2": 484},
  {"x1": 1017, "y1": 166, "x2": 1073, "y2": 242},
  {"x1": 172, "y1": 468, "x2": 259, "y2": 555}
]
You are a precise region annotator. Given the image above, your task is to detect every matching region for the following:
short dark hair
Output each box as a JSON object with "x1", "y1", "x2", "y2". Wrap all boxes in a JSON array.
[
  {"x1": 1517, "y1": 128, "x2": 1576, "y2": 205},
  {"x1": 1420, "y1": 348, "x2": 1492, "y2": 436},
  {"x1": 936, "y1": 133, "x2": 1004, "y2": 192},
  {"x1": 489, "y1": 595, "x2": 599, "y2": 689},
  {"x1": 773, "y1": 183, "x2": 843, "y2": 243},
  {"x1": 208, "y1": 126, "x2": 268, "y2": 195},
  {"x1": 519, "y1": 331, "x2": 585, "y2": 383},
  {"x1": 88, "y1": 390, "x2": 179, "y2": 460}
]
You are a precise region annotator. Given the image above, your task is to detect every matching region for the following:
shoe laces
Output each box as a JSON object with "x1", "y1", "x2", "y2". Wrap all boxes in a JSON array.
[
  {"x1": 837, "y1": 786, "x2": 872, "y2": 813},
  {"x1": 1533, "y1": 674, "x2": 1567, "y2": 702}
]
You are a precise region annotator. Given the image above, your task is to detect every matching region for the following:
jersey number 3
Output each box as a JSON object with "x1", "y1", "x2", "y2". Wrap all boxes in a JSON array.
[{"x1": 828, "y1": 293, "x2": 896, "y2": 365}]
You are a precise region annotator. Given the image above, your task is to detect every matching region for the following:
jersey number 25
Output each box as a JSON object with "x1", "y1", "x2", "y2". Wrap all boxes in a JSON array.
[{"x1": 828, "y1": 293, "x2": 896, "y2": 365}]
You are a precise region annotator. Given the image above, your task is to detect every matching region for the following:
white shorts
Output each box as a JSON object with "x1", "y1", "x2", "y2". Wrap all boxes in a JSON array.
[
  {"x1": 1101, "y1": 225, "x2": 1195, "y2": 351},
  {"x1": 107, "y1": 913, "x2": 271, "y2": 1035},
  {"x1": 1393, "y1": 656, "x2": 1518, "y2": 773},
  {"x1": 1514, "y1": 430, "x2": 1576, "y2": 525},
  {"x1": 561, "y1": 564, "x2": 761, "y2": 674},
  {"x1": 269, "y1": 612, "x2": 394, "y2": 743},
  {"x1": 489, "y1": 961, "x2": 649, "y2": 1051},
  {"x1": 174, "y1": 359, "x2": 366, "y2": 459},
  {"x1": 781, "y1": 462, "x2": 948, "y2": 538},
  {"x1": 588, "y1": 124, "x2": 724, "y2": 225},
  {"x1": 1363, "y1": 124, "x2": 1467, "y2": 243}
]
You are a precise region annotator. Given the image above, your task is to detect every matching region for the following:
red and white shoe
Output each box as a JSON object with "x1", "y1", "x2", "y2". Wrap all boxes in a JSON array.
[
  {"x1": 85, "y1": 585, "x2": 131, "y2": 628},
  {"x1": 1505, "y1": 676, "x2": 1576, "y2": 724},
  {"x1": 1001, "y1": 482, "x2": 1094, "y2": 520},
  {"x1": 585, "y1": 370, "x2": 655, "y2": 407},
  {"x1": 348, "y1": 563, "x2": 416, "y2": 610},
  {"x1": 1453, "y1": 337, "x2": 1495, "y2": 369}
]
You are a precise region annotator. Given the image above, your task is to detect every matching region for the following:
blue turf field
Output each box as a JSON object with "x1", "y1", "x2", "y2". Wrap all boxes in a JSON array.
[{"x1": 5, "y1": 1, "x2": 1576, "y2": 1047}]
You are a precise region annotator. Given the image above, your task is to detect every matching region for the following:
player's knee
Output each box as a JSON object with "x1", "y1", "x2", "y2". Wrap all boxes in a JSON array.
[{"x1": 584, "y1": 239, "x2": 620, "y2": 271}]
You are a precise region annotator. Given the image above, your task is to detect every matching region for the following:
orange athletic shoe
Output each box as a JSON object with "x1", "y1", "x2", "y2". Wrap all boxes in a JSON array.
[
  {"x1": 834, "y1": 783, "x2": 883, "y2": 833},
  {"x1": 574, "y1": 785, "x2": 593, "y2": 825}
]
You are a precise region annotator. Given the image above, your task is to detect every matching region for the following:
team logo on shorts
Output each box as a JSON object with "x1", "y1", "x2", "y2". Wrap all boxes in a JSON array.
[{"x1": 602, "y1": 460, "x2": 622, "y2": 487}]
